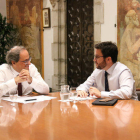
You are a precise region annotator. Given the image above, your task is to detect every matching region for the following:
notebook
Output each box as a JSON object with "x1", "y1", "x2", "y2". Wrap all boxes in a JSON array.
[{"x1": 92, "y1": 98, "x2": 118, "y2": 106}]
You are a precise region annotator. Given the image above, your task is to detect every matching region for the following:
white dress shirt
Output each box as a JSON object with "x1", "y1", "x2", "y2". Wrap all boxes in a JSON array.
[
  {"x1": 0, "y1": 63, "x2": 49, "y2": 96},
  {"x1": 77, "y1": 62, "x2": 138, "y2": 100}
]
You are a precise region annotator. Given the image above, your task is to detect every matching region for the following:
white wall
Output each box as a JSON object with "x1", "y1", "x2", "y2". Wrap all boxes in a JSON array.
[
  {"x1": 101, "y1": 0, "x2": 117, "y2": 43},
  {"x1": 43, "y1": 0, "x2": 54, "y2": 88}
]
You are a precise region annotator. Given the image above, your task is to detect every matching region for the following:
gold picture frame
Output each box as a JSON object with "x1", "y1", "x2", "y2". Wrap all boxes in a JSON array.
[{"x1": 43, "y1": 8, "x2": 51, "y2": 28}]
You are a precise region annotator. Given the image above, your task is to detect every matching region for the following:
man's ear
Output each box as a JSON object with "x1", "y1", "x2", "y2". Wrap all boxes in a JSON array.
[
  {"x1": 105, "y1": 57, "x2": 112, "y2": 63},
  {"x1": 11, "y1": 61, "x2": 16, "y2": 65}
]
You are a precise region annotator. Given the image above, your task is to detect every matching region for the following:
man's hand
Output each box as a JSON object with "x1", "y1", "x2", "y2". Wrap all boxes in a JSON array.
[
  {"x1": 14, "y1": 69, "x2": 32, "y2": 84},
  {"x1": 77, "y1": 90, "x2": 88, "y2": 97},
  {"x1": 19, "y1": 69, "x2": 32, "y2": 84},
  {"x1": 89, "y1": 87, "x2": 101, "y2": 98},
  {"x1": 14, "y1": 75, "x2": 26, "y2": 84}
]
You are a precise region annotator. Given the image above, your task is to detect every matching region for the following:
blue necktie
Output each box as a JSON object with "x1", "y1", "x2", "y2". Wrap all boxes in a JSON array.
[{"x1": 105, "y1": 71, "x2": 109, "y2": 91}]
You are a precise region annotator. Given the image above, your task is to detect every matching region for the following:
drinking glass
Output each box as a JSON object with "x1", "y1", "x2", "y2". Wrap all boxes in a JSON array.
[
  {"x1": 70, "y1": 87, "x2": 77, "y2": 103},
  {"x1": 9, "y1": 89, "x2": 18, "y2": 106},
  {"x1": 60, "y1": 85, "x2": 70, "y2": 100}
]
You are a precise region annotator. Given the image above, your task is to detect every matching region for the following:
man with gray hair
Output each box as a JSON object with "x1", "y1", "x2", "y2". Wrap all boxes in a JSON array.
[{"x1": 0, "y1": 46, "x2": 49, "y2": 96}]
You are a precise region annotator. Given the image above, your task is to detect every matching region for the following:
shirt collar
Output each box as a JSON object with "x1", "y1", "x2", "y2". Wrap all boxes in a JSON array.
[
  {"x1": 106, "y1": 62, "x2": 117, "y2": 75},
  {"x1": 10, "y1": 65, "x2": 19, "y2": 76}
]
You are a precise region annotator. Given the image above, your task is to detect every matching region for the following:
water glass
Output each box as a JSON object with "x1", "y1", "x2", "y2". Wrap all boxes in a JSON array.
[
  {"x1": 70, "y1": 87, "x2": 77, "y2": 103},
  {"x1": 60, "y1": 85, "x2": 70, "y2": 100},
  {"x1": 9, "y1": 89, "x2": 18, "y2": 106}
]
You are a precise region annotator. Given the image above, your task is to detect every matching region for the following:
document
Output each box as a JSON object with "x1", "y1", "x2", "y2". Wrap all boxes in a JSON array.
[
  {"x1": 2, "y1": 95, "x2": 57, "y2": 104},
  {"x1": 70, "y1": 96, "x2": 97, "y2": 101},
  {"x1": 58, "y1": 96, "x2": 97, "y2": 102}
]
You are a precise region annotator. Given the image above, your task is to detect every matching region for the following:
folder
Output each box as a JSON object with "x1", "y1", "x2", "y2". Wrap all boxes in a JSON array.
[{"x1": 92, "y1": 98, "x2": 118, "y2": 106}]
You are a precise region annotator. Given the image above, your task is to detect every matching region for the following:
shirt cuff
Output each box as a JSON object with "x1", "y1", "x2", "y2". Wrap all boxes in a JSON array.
[
  {"x1": 7, "y1": 78, "x2": 17, "y2": 88},
  {"x1": 76, "y1": 87, "x2": 88, "y2": 93},
  {"x1": 29, "y1": 77, "x2": 37, "y2": 87},
  {"x1": 101, "y1": 91, "x2": 110, "y2": 98}
]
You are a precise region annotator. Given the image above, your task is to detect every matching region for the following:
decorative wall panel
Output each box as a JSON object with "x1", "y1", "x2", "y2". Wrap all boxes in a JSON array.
[
  {"x1": 67, "y1": 0, "x2": 94, "y2": 87},
  {"x1": 6, "y1": 0, "x2": 42, "y2": 74},
  {"x1": 118, "y1": 0, "x2": 140, "y2": 88}
]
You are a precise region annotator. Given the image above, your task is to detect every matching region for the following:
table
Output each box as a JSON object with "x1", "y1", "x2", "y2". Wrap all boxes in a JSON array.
[{"x1": 0, "y1": 92, "x2": 140, "y2": 140}]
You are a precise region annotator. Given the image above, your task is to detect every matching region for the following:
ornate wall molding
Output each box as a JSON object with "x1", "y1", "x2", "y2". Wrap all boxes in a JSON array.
[{"x1": 49, "y1": 0, "x2": 57, "y2": 8}]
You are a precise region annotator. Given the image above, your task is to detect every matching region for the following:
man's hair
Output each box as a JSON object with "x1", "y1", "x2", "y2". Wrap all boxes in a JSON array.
[
  {"x1": 6, "y1": 46, "x2": 26, "y2": 65},
  {"x1": 95, "y1": 41, "x2": 118, "y2": 63}
]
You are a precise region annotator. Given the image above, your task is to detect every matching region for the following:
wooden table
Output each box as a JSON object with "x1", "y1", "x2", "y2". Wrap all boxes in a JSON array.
[{"x1": 0, "y1": 92, "x2": 140, "y2": 140}]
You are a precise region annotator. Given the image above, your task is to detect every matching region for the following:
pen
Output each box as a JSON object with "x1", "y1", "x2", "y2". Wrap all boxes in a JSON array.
[{"x1": 25, "y1": 99, "x2": 37, "y2": 101}]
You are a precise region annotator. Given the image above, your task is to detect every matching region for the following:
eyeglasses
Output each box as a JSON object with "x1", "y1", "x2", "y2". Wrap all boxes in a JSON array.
[
  {"x1": 94, "y1": 55, "x2": 104, "y2": 60},
  {"x1": 20, "y1": 57, "x2": 32, "y2": 64}
]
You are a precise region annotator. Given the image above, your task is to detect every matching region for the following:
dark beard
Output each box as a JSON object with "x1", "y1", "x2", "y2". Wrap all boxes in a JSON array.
[{"x1": 96, "y1": 59, "x2": 107, "y2": 69}]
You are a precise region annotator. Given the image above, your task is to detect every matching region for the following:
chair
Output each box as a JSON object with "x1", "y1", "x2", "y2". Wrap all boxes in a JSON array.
[
  {"x1": 136, "y1": 89, "x2": 140, "y2": 101},
  {"x1": 49, "y1": 87, "x2": 52, "y2": 93}
]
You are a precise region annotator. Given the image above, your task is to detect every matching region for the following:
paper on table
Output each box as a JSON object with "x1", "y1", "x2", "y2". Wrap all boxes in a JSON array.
[
  {"x1": 70, "y1": 96, "x2": 97, "y2": 101},
  {"x1": 58, "y1": 96, "x2": 97, "y2": 102},
  {"x1": 2, "y1": 95, "x2": 57, "y2": 104},
  {"x1": 58, "y1": 99, "x2": 72, "y2": 102}
]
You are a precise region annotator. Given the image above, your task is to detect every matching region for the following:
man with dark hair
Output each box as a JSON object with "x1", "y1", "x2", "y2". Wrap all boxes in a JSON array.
[
  {"x1": 0, "y1": 46, "x2": 49, "y2": 96},
  {"x1": 76, "y1": 41, "x2": 138, "y2": 100}
]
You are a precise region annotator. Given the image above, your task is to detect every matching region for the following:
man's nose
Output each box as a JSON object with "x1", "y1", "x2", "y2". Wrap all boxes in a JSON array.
[{"x1": 27, "y1": 60, "x2": 31, "y2": 65}]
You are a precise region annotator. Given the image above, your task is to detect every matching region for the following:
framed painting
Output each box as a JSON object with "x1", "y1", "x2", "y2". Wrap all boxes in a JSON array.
[
  {"x1": 43, "y1": 8, "x2": 51, "y2": 28},
  {"x1": 117, "y1": 0, "x2": 140, "y2": 89}
]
